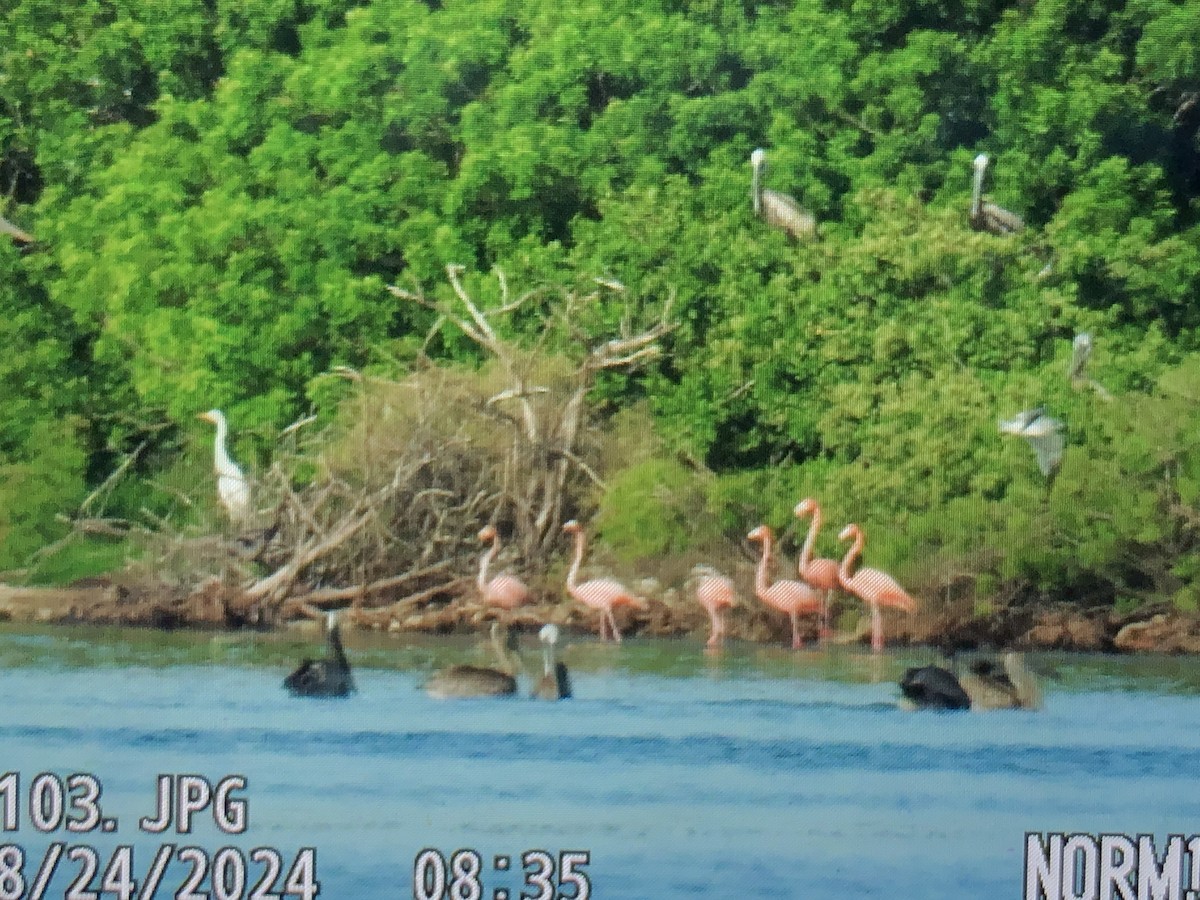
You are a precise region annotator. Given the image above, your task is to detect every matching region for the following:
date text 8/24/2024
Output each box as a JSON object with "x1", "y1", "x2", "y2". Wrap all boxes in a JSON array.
[{"x1": 0, "y1": 771, "x2": 318, "y2": 900}]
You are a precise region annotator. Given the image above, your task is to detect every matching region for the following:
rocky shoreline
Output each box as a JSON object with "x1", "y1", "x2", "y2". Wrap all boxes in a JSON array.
[{"x1": 0, "y1": 577, "x2": 1198, "y2": 654}]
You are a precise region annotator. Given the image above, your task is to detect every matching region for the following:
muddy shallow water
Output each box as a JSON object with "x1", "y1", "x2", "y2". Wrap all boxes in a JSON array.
[{"x1": 1, "y1": 625, "x2": 1198, "y2": 898}]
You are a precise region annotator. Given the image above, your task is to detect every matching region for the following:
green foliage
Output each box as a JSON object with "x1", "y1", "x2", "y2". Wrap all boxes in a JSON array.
[
  {"x1": 593, "y1": 458, "x2": 717, "y2": 563},
  {"x1": 0, "y1": 419, "x2": 88, "y2": 571}
]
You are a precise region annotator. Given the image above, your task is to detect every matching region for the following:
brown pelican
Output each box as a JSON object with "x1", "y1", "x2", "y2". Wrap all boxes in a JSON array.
[
  {"x1": 284, "y1": 612, "x2": 355, "y2": 698},
  {"x1": 197, "y1": 409, "x2": 251, "y2": 521},
  {"x1": 531, "y1": 624, "x2": 571, "y2": 700},
  {"x1": 750, "y1": 148, "x2": 816, "y2": 240},
  {"x1": 899, "y1": 665, "x2": 971, "y2": 710},
  {"x1": 959, "y1": 653, "x2": 1042, "y2": 710},
  {"x1": 969, "y1": 154, "x2": 1025, "y2": 235},
  {"x1": 0, "y1": 214, "x2": 34, "y2": 245},
  {"x1": 1067, "y1": 332, "x2": 1113, "y2": 401},
  {"x1": 900, "y1": 653, "x2": 1041, "y2": 711},
  {"x1": 424, "y1": 622, "x2": 520, "y2": 699}
]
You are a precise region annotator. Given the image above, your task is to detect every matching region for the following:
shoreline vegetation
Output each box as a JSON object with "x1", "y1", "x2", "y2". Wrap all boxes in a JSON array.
[{"x1": 1, "y1": 577, "x2": 1198, "y2": 655}]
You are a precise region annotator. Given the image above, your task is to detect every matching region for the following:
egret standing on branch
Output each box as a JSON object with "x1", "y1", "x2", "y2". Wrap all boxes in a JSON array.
[
  {"x1": 969, "y1": 153, "x2": 1025, "y2": 235},
  {"x1": 750, "y1": 148, "x2": 817, "y2": 241},
  {"x1": 999, "y1": 407, "x2": 1065, "y2": 479},
  {"x1": 197, "y1": 409, "x2": 251, "y2": 522}
]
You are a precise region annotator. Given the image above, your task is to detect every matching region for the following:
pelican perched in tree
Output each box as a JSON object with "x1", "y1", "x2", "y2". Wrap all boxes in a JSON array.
[
  {"x1": 750, "y1": 148, "x2": 816, "y2": 240},
  {"x1": 999, "y1": 407, "x2": 1065, "y2": 479},
  {"x1": 284, "y1": 611, "x2": 355, "y2": 698},
  {"x1": 1067, "y1": 332, "x2": 1113, "y2": 400},
  {"x1": 0, "y1": 214, "x2": 34, "y2": 245},
  {"x1": 423, "y1": 622, "x2": 520, "y2": 699},
  {"x1": 531, "y1": 624, "x2": 572, "y2": 700},
  {"x1": 969, "y1": 153, "x2": 1025, "y2": 235},
  {"x1": 197, "y1": 409, "x2": 251, "y2": 522}
]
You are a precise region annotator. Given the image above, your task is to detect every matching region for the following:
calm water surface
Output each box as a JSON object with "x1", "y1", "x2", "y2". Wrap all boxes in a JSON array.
[{"x1": 2, "y1": 624, "x2": 1199, "y2": 898}]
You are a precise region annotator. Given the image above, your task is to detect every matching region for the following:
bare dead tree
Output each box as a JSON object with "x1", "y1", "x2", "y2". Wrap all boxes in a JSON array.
[
  {"x1": 388, "y1": 264, "x2": 675, "y2": 562},
  {"x1": 95, "y1": 267, "x2": 675, "y2": 626}
]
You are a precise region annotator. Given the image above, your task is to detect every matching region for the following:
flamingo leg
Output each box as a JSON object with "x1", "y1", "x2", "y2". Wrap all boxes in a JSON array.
[
  {"x1": 820, "y1": 589, "x2": 832, "y2": 641},
  {"x1": 706, "y1": 609, "x2": 720, "y2": 648},
  {"x1": 790, "y1": 611, "x2": 803, "y2": 649},
  {"x1": 608, "y1": 609, "x2": 622, "y2": 643},
  {"x1": 870, "y1": 601, "x2": 883, "y2": 653},
  {"x1": 597, "y1": 611, "x2": 609, "y2": 642}
]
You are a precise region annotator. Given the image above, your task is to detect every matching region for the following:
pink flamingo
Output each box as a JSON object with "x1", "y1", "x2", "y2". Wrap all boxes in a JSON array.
[
  {"x1": 836, "y1": 523, "x2": 917, "y2": 653},
  {"x1": 747, "y1": 525, "x2": 822, "y2": 649},
  {"x1": 562, "y1": 520, "x2": 647, "y2": 642},
  {"x1": 477, "y1": 525, "x2": 531, "y2": 611},
  {"x1": 794, "y1": 498, "x2": 841, "y2": 641},
  {"x1": 692, "y1": 566, "x2": 735, "y2": 649}
]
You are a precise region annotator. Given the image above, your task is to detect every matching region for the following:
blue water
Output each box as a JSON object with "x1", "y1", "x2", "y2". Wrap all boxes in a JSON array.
[{"x1": 1, "y1": 627, "x2": 1199, "y2": 898}]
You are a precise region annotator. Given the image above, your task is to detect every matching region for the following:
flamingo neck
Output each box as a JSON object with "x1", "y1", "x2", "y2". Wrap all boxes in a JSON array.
[
  {"x1": 751, "y1": 163, "x2": 763, "y2": 217},
  {"x1": 839, "y1": 529, "x2": 864, "y2": 583},
  {"x1": 566, "y1": 530, "x2": 585, "y2": 594},
  {"x1": 971, "y1": 166, "x2": 985, "y2": 219},
  {"x1": 479, "y1": 536, "x2": 499, "y2": 592},
  {"x1": 799, "y1": 507, "x2": 821, "y2": 571},
  {"x1": 754, "y1": 530, "x2": 773, "y2": 596}
]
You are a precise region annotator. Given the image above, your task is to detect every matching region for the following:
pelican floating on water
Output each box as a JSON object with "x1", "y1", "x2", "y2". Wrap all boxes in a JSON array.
[
  {"x1": 531, "y1": 624, "x2": 572, "y2": 700},
  {"x1": 899, "y1": 665, "x2": 971, "y2": 710},
  {"x1": 284, "y1": 612, "x2": 355, "y2": 698},
  {"x1": 960, "y1": 653, "x2": 1042, "y2": 710},
  {"x1": 424, "y1": 622, "x2": 520, "y2": 699},
  {"x1": 899, "y1": 653, "x2": 1041, "y2": 711}
]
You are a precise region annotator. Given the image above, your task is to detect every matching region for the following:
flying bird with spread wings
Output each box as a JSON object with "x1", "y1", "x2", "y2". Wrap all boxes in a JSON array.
[{"x1": 999, "y1": 407, "x2": 1065, "y2": 479}]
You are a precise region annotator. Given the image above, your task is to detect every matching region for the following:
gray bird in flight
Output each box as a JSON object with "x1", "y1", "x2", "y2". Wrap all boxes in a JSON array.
[{"x1": 999, "y1": 407, "x2": 1065, "y2": 478}]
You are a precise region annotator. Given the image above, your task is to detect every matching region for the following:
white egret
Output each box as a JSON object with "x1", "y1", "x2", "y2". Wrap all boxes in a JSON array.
[{"x1": 197, "y1": 409, "x2": 251, "y2": 521}]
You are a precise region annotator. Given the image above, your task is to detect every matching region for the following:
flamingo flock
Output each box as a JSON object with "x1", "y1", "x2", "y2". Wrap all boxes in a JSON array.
[
  {"x1": 285, "y1": 497, "x2": 917, "y2": 699},
  {"x1": 553, "y1": 499, "x2": 915, "y2": 653}
]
